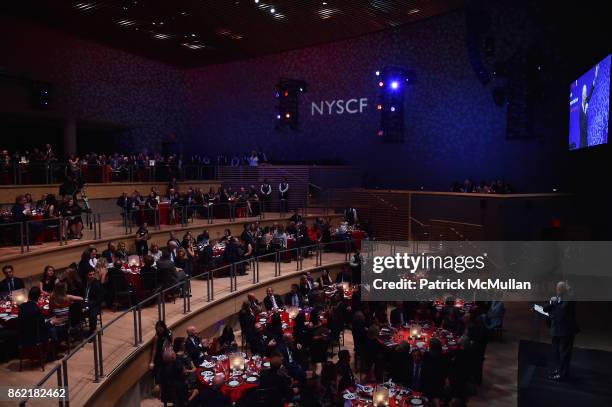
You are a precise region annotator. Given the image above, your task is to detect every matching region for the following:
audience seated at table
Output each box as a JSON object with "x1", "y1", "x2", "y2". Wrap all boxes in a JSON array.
[{"x1": 0, "y1": 264, "x2": 25, "y2": 294}]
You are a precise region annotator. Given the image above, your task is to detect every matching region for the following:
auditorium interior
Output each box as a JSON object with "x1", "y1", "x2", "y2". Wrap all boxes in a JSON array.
[{"x1": 1, "y1": 1, "x2": 611, "y2": 407}]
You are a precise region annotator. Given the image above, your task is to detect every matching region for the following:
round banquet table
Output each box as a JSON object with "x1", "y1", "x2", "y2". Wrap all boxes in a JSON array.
[
  {"x1": 342, "y1": 382, "x2": 426, "y2": 407},
  {"x1": 0, "y1": 295, "x2": 50, "y2": 329},
  {"x1": 256, "y1": 308, "x2": 327, "y2": 335},
  {"x1": 195, "y1": 353, "x2": 266, "y2": 402},
  {"x1": 377, "y1": 322, "x2": 459, "y2": 353},
  {"x1": 324, "y1": 283, "x2": 356, "y2": 303}
]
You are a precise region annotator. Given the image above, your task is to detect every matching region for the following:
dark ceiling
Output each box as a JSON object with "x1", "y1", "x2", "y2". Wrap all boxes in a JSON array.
[{"x1": 2, "y1": 0, "x2": 464, "y2": 68}]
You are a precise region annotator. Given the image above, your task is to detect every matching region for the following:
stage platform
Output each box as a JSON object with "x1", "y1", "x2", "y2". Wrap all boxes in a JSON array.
[{"x1": 518, "y1": 340, "x2": 612, "y2": 407}]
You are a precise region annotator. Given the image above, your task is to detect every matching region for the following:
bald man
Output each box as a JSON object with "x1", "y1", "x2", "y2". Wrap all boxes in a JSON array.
[
  {"x1": 543, "y1": 281, "x2": 579, "y2": 381},
  {"x1": 185, "y1": 326, "x2": 208, "y2": 365}
]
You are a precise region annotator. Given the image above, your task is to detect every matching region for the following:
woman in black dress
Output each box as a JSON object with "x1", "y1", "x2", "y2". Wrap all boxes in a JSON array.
[
  {"x1": 150, "y1": 320, "x2": 172, "y2": 383},
  {"x1": 308, "y1": 308, "x2": 330, "y2": 372},
  {"x1": 135, "y1": 222, "x2": 150, "y2": 256},
  {"x1": 39, "y1": 265, "x2": 58, "y2": 296}
]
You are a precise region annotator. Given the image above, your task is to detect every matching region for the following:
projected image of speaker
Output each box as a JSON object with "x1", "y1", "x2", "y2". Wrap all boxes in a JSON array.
[{"x1": 569, "y1": 54, "x2": 610, "y2": 150}]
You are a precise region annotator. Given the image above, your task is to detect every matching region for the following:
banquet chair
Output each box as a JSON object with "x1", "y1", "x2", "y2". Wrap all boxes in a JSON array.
[
  {"x1": 18, "y1": 342, "x2": 47, "y2": 371},
  {"x1": 110, "y1": 273, "x2": 134, "y2": 311},
  {"x1": 247, "y1": 387, "x2": 282, "y2": 407}
]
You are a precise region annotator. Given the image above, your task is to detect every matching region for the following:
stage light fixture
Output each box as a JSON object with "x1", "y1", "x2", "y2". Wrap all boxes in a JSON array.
[
  {"x1": 277, "y1": 114, "x2": 281, "y2": 119},
  {"x1": 390, "y1": 106, "x2": 396, "y2": 112},
  {"x1": 285, "y1": 113, "x2": 291, "y2": 119},
  {"x1": 378, "y1": 81, "x2": 384, "y2": 87},
  {"x1": 375, "y1": 71, "x2": 380, "y2": 76},
  {"x1": 270, "y1": 8, "x2": 275, "y2": 13},
  {"x1": 377, "y1": 104, "x2": 382, "y2": 110},
  {"x1": 284, "y1": 91, "x2": 289, "y2": 97},
  {"x1": 390, "y1": 81, "x2": 399, "y2": 89}
]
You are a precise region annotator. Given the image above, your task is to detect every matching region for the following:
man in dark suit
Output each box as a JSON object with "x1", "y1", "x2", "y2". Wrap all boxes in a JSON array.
[
  {"x1": 185, "y1": 325, "x2": 207, "y2": 365},
  {"x1": 116, "y1": 192, "x2": 133, "y2": 222},
  {"x1": 390, "y1": 302, "x2": 409, "y2": 327},
  {"x1": 84, "y1": 269, "x2": 104, "y2": 336},
  {"x1": 258, "y1": 352, "x2": 293, "y2": 405},
  {"x1": 278, "y1": 333, "x2": 306, "y2": 383},
  {"x1": 289, "y1": 210, "x2": 302, "y2": 224},
  {"x1": 0, "y1": 265, "x2": 25, "y2": 295},
  {"x1": 284, "y1": 284, "x2": 303, "y2": 308},
  {"x1": 157, "y1": 250, "x2": 178, "y2": 289},
  {"x1": 543, "y1": 281, "x2": 579, "y2": 381},
  {"x1": 263, "y1": 287, "x2": 284, "y2": 311},
  {"x1": 18, "y1": 286, "x2": 50, "y2": 346}
]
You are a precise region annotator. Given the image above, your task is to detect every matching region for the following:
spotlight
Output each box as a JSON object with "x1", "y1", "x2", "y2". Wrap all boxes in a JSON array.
[
  {"x1": 390, "y1": 81, "x2": 399, "y2": 89},
  {"x1": 377, "y1": 104, "x2": 382, "y2": 110},
  {"x1": 378, "y1": 81, "x2": 384, "y2": 87},
  {"x1": 299, "y1": 87, "x2": 303, "y2": 92},
  {"x1": 377, "y1": 130, "x2": 384, "y2": 136},
  {"x1": 284, "y1": 91, "x2": 289, "y2": 97},
  {"x1": 255, "y1": 0, "x2": 259, "y2": 3},
  {"x1": 277, "y1": 114, "x2": 281, "y2": 119},
  {"x1": 375, "y1": 70, "x2": 380, "y2": 76},
  {"x1": 285, "y1": 112, "x2": 291, "y2": 119},
  {"x1": 390, "y1": 106, "x2": 396, "y2": 112},
  {"x1": 270, "y1": 8, "x2": 275, "y2": 13}
]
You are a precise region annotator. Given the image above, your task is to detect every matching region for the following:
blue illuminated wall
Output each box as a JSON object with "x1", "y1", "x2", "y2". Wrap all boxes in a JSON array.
[{"x1": 184, "y1": 9, "x2": 563, "y2": 191}]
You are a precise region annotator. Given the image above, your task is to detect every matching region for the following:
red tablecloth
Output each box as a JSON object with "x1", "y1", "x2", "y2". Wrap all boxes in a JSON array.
[
  {"x1": 0, "y1": 295, "x2": 50, "y2": 328},
  {"x1": 344, "y1": 383, "x2": 424, "y2": 407},
  {"x1": 121, "y1": 265, "x2": 145, "y2": 301},
  {"x1": 378, "y1": 323, "x2": 459, "y2": 353},
  {"x1": 196, "y1": 355, "x2": 265, "y2": 402}
]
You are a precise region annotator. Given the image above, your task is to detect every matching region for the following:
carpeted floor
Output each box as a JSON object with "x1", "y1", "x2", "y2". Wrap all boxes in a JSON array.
[{"x1": 518, "y1": 340, "x2": 612, "y2": 407}]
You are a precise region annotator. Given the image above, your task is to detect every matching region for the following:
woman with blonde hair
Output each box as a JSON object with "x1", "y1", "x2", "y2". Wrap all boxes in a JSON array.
[
  {"x1": 95, "y1": 257, "x2": 109, "y2": 284},
  {"x1": 49, "y1": 282, "x2": 83, "y2": 336}
]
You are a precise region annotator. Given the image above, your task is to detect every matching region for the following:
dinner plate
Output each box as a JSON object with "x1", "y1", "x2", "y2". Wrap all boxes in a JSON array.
[
  {"x1": 201, "y1": 361, "x2": 215, "y2": 368},
  {"x1": 343, "y1": 393, "x2": 356, "y2": 400},
  {"x1": 442, "y1": 346, "x2": 449, "y2": 351},
  {"x1": 201, "y1": 370, "x2": 214, "y2": 377},
  {"x1": 0, "y1": 313, "x2": 8, "y2": 317},
  {"x1": 410, "y1": 398, "x2": 423, "y2": 405},
  {"x1": 263, "y1": 362, "x2": 271, "y2": 367},
  {"x1": 361, "y1": 386, "x2": 373, "y2": 393},
  {"x1": 448, "y1": 341, "x2": 457, "y2": 346},
  {"x1": 246, "y1": 376, "x2": 258, "y2": 383},
  {"x1": 227, "y1": 380, "x2": 240, "y2": 387},
  {"x1": 217, "y1": 355, "x2": 228, "y2": 361}
]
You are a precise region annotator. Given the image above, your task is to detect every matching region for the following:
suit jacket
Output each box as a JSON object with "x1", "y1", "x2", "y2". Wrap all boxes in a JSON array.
[
  {"x1": 390, "y1": 308, "x2": 408, "y2": 326},
  {"x1": 284, "y1": 292, "x2": 303, "y2": 308},
  {"x1": 336, "y1": 361, "x2": 356, "y2": 391},
  {"x1": 195, "y1": 386, "x2": 231, "y2": 407},
  {"x1": 264, "y1": 294, "x2": 284, "y2": 311},
  {"x1": 543, "y1": 299, "x2": 579, "y2": 337},
  {"x1": 185, "y1": 335, "x2": 206, "y2": 365},
  {"x1": 84, "y1": 279, "x2": 104, "y2": 309},
  {"x1": 156, "y1": 259, "x2": 177, "y2": 288},
  {"x1": 18, "y1": 300, "x2": 49, "y2": 346},
  {"x1": 0, "y1": 277, "x2": 25, "y2": 294}
]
